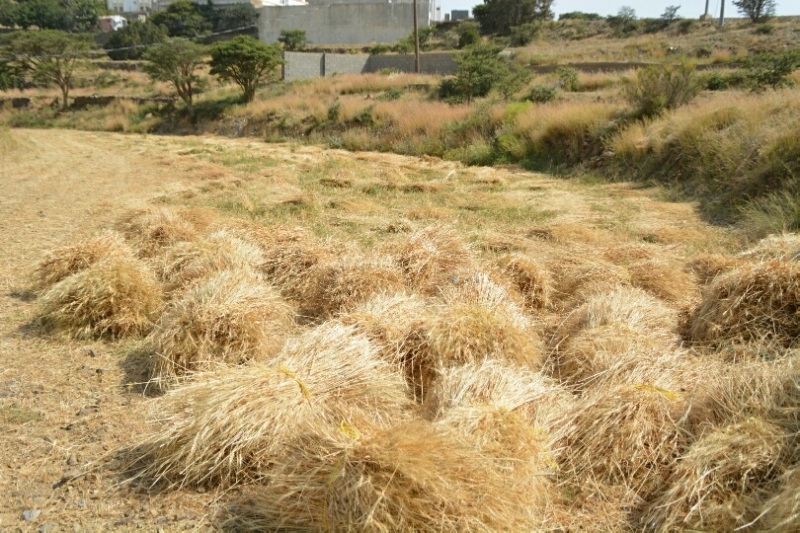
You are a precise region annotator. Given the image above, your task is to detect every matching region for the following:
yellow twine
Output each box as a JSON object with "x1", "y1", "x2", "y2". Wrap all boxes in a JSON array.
[
  {"x1": 631, "y1": 382, "x2": 679, "y2": 401},
  {"x1": 278, "y1": 364, "x2": 312, "y2": 403}
]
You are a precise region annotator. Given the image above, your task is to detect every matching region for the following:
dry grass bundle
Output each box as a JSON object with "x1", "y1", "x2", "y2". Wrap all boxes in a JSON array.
[
  {"x1": 688, "y1": 260, "x2": 800, "y2": 347},
  {"x1": 228, "y1": 420, "x2": 545, "y2": 531},
  {"x1": 560, "y1": 286, "x2": 677, "y2": 344},
  {"x1": 147, "y1": 270, "x2": 295, "y2": 390},
  {"x1": 740, "y1": 233, "x2": 800, "y2": 262},
  {"x1": 156, "y1": 230, "x2": 263, "y2": 292},
  {"x1": 493, "y1": 253, "x2": 552, "y2": 310},
  {"x1": 685, "y1": 253, "x2": 743, "y2": 284},
  {"x1": 556, "y1": 380, "x2": 690, "y2": 498},
  {"x1": 313, "y1": 253, "x2": 406, "y2": 318},
  {"x1": 116, "y1": 207, "x2": 209, "y2": 257},
  {"x1": 134, "y1": 323, "x2": 410, "y2": 487},
  {"x1": 550, "y1": 325, "x2": 671, "y2": 386},
  {"x1": 642, "y1": 418, "x2": 787, "y2": 531},
  {"x1": 429, "y1": 273, "x2": 543, "y2": 370},
  {"x1": 232, "y1": 223, "x2": 329, "y2": 305},
  {"x1": 549, "y1": 258, "x2": 632, "y2": 307},
  {"x1": 397, "y1": 224, "x2": 472, "y2": 294},
  {"x1": 338, "y1": 293, "x2": 432, "y2": 400},
  {"x1": 33, "y1": 231, "x2": 135, "y2": 290},
  {"x1": 38, "y1": 256, "x2": 161, "y2": 339},
  {"x1": 426, "y1": 359, "x2": 567, "y2": 428},
  {"x1": 625, "y1": 258, "x2": 699, "y2": 306},
  {"x1": 755, "y1": 468, "x2": 800, "y2": 532},
  {"x1": 553, "y1": 480, "x2": 637, "y2": 532}
]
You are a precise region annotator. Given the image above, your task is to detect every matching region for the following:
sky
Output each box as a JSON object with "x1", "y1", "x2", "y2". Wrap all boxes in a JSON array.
[{"x1": 437, "y1": 1, "x2": 800, "y2": 20}]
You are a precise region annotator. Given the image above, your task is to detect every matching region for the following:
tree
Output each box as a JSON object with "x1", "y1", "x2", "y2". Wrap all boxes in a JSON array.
[
  {"x1": 149, "y1": 0, "x2": 210, "y2": 38},
  {"x1": 12, "y1": 0, "x2": 71, "y2": 30},
  {"x1": 3, "y1": 30, "x2": 91, "y2": 110},
  {"x1": 143, "y1": 40, "x2": 205, "y2": 112},
  {"x1": 209, "y1": 35, "x2": 283, "y2": 102},
  {"x1": 457, "y1": 21, "x2": 480, "y2": 48},
  {"x1": 733, "y1": 0, "x2": 776, "y2": 23},
  {"x1": 0, "y1": 0, "x2": 19, "y2": 27},
  {"x1": 278, "y1": 29, "x2": 307, "y2": 51},
  {"x1": 473, "y1": 0, "x2": 554, "y2": 36},
  {"x1": 61, "y1": 0, "x2": 106, "y2": 32},
  {"x1": 215, "y1": 2, "x2": 258, "y2": 31},
  {"x1": 104, "y1": 21, "x2": 168, "y2": 60},
  {"x1": 449, "y1": 44, "x2": 508, "y2": 103}
]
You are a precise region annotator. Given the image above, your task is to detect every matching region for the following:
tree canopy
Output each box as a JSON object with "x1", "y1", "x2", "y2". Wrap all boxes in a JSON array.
[
  {"x1": 0, "y1": 0, "x2": 104, "y2": 31},
  {"x1": 149, "y1": 0, "x2": 210, "y2": 38},
  {"x1": 733, "y1": 0, "x2": 777, "y2": 23},
  {"x1": 472, "y1": 0, "x2": 554, "y2": 36},
  {"x1": 209, "y1": 35, "x2": 283, "y2": 102},
  {"x1": 2, "y1": 30, "x2": 92, "y2": 109},
  {"x1": 104, "y1": 21, "x2": 168, "y2": 61},
  {"x1": 142, "y1": 39, "x2": 205, "y2": 111}
]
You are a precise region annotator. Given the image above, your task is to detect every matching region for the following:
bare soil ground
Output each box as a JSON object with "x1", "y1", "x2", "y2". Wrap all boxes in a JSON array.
[{"x1": 0, "y1": 129, "x2": 735, "y2": 532}]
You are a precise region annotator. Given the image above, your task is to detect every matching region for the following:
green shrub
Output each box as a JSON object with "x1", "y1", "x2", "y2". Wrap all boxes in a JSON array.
[
  {"x1": 555, "y1": 66, "x2": 579, "y2": 91},
  {"x1": 703, "y1": 71, "x2": 728, "y2": 91},
  {"x1": 105, "y1": 21, "x2": 168, "y2": 61},
  {"x1": 741, "y1": 189, "x2": 800, "y2": 238},
  {"x1": 524, "y1": 84, "x2": 557, "y2": 103},
  {"x1": 744, "y1": 51, "x2": 800, "y2": 91},
  {"x1": 559, "y1": 11, "x2": 602, "y2": 21},
  {"x1": 377, "y1": 67, "x2": 401, "y2": 75},
  {"x1": 678, "y1": 19, "x2": 695, "y2": 34},
  {"x1": 278, "y1": 29, "x2": 307, "y2": 51},
  {"x1": 377, "y1": 87, "x2": 404, "y2": 101},
  {"x1": 457, "y1": 22, "x2": 481, "y2": 49},
  {"x1": 508, "y1": 23, "x2": 540, "y2": 46},
  {"x1": 623, "y1": 62, "x2": 700, "y2": 118},
  {"x1": 753, "y1": 23, "x2": 774, "y2": 34},
  {"x1": 370, "y1": 44, "x2": 391, "y2": 55}
]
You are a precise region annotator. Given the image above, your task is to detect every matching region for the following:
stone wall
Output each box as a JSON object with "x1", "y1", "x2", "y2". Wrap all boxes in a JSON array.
[{"x1": 282, "y1": 52, "x2": 458, "y2": 81}]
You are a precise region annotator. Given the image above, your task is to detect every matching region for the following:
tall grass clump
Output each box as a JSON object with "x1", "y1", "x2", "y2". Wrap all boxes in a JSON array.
[
  {"x1": 132, "y1": 323, "x2": 410, "y2": 487},
  {"x1": 116, "y1": 207, "x2": 215, "y2": 257},
  {"x1": 623, "y1": 62, "x2": 701, "y2": 118},
  {"x1": 38, "y1": 256, "x2": 161, "y2": 339},
  {"x1": 147, "y1": 269, "x2": 295, "y2": 390},
  {"x1": 396, "y1": 224, "x2": 472, "y2": 294}
]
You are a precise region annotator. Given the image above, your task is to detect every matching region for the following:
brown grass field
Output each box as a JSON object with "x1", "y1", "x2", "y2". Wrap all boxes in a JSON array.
[{"x1": 1, "y1": 127, "x2": 798, "y2": 531}]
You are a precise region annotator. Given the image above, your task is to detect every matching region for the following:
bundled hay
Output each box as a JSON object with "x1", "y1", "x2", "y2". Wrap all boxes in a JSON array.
[
  {"x1": 429, "y1": 273, "x2": 543, "y2": 370},
  {"x1": 228, "y1": 421, "x2": 545, "y2": 531},
  {"x1": 33, "y1": 231, "x2": 135, "y2": 290},
  {"x1": 556, "y1": 380, "x2": 690, "y2": 498},
  {"x1": 493, "y1": 253, "x2": 552, "y2": 310},
  {"x1": 397, "y1": 224, "x2": 472, "y2": 294},
  {"x1": 685, "y1": 253, "x2": 743, "y2": 284},
  {"x1": 232, "y1": 223, "x2": 330, "y2": 306},
  {"x1": 642, "y1": 418, "x2": 787, "y2": 531},
  {"x1": 552, "y1": 480, "x2": 638, "y2": 532},
  {"x1": 313, "y1": 253, "x2": 406, "y2": 318},
  {"x1": 549, "y1": 258, "x2": 632, "y2": 308},
  {"x1": 38, "y1": 256, "x2": 161, "y2": 339},
  {"x1": 625, "y1": 258, "x2": 699, "y2": 306},
  {"x1": 755, "y1": 467, "x2": 800, "y2": 532},
  {"x1": 688, "y1": 260, "x2": 800, "y2": 347},
  {"x1": 426, "y1": 359, "x2": 567, "y2": 426},
  {"x1": 338, "y1": 293, "x2": 432, "y2": 400},
  {"x1": 134, "y1": 323, "x2": 410, "y2": 487},
  {"x1": 116, "y1": 207, "x2": 208, "y2": 257},
  {"x1": 156, "y1": 230, "x2": 263, "y2": 293},
  {"x1": 559, "y1": 286, "x2": 677, "y2": 344},
  {"x1": 550, "y1": 325, "x2": 671, "y2": 386},
  {"x1": 147, "y1": 270, "x2": 295, "y2": 390},
  {"x1": 740, "y1": 233, "x2": 800, "y2": 262}
]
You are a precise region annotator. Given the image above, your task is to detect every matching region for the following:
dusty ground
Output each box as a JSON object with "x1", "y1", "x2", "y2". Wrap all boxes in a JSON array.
[{"x1": 0, "y1": 128, "x2": 735, "y2": 532}]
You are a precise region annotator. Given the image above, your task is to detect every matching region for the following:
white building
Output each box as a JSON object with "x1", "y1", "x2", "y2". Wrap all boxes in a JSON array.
[{"x1": 107, "y1": 0, "x2": 153, "y2": 13}]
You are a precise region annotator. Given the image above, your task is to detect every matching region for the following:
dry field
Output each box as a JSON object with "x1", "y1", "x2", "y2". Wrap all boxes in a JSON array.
[{"x1": 1, "y1": 128, "x2": 798, "y2": 531}]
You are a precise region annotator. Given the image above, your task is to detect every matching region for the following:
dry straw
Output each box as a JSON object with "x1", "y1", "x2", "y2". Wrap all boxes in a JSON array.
[
  {"x1": 312, "y1": 253, "x2": 406, "y2": 318},
  {"x1": 754, "y1": 467, "x2": 800, "y2": 532},
  {"x1": 549, "y1": 257, "x2": 632, "y2": 308},
  {"x1": 740, "y1": 233, "x2": 800, "y2": 262},
  {"x1": 642, "y1": 418, "x2": 787, "y2": 531},
  {"x1": 556, "y1": 380, "x2": 690, "y2": 498},
  {"x1": 147, "y1": 269, "x2": 295, "y2": 390},
  {"x1": 493, "y1": 253, "x2": 553, "y2": 310},
  {"x1": 133, "y1": 323, "x2": 410, "y2": 487},
  {"x1": 625, "y1": 258, "x2": 699, "y2": 306},
  {"x1": 338, "y1": 292, "x2": 432, "y2": 400},
  {"x1": 33, "y1": 231, "x2": 135, "y2": 290},
  {"x1": 116, "y1": 207, "x2": 212, "y2": 257},
  {"x1": 397, "y1": 224, "x2": 472, "y2": 294},
  {"x1": 227, "y1": 420, "x2": 545, "y2": 531},
  {"x1": 156, "y1": 230, "x2": 263, "y2": 293},
  {"x1": 38, "y1": 256, "x2": 161, "y2": 339},
  {"x1": 428, "y1": 273, "x2": 544, "y2": 371},
  {"x1": 688, "y1": 260, "x2": 800, "y2": 346},
  {"x1": 685, "y1": 253, "x2": 743, "y2": 284}
]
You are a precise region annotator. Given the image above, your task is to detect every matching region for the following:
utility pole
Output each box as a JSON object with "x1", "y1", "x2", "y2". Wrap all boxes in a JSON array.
[
  {"x1": 719, "y1": 0, "x2": 725, "y2": 27},
  {"x1": 413, "y1": 0, "x2": 421, "y2": 73},
  {"x1": 704, "y1": 0, "x2": 710, "y2": 18}
]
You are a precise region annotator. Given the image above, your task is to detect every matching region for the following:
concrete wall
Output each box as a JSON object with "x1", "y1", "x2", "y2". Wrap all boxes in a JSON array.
[
  {"x1": 259, "y1": 1, "x2": 430, "y2": 45},
  {"x1": 282, "y1": 51, "x2": 324, "y2": 80},
  {"x1": 281, "y1": 51, "x2": 457, "y2": 81}
]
